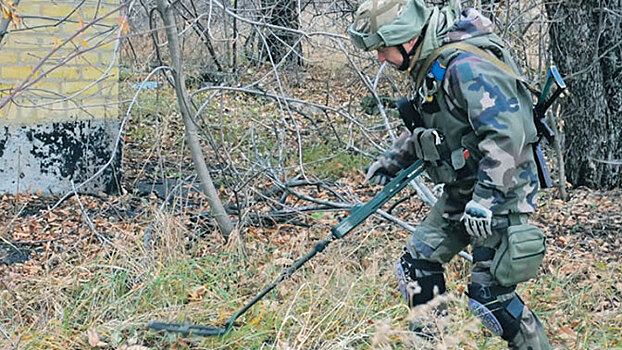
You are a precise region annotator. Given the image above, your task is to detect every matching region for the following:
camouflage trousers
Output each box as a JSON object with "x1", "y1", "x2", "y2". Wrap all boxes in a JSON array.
[{"x1": 403, "y1": 195, "x2": 550, "y2": 350}]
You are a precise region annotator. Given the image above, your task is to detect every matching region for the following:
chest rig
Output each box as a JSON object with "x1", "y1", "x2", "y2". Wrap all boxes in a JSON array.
[{"x1": 400, "y1": 34, "x2": 523, "y2": 186}]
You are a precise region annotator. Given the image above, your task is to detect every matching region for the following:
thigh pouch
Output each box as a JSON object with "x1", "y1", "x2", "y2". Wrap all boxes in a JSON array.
[{"x1": 492, "y1": 223, "x2": 546, "y2": 287}]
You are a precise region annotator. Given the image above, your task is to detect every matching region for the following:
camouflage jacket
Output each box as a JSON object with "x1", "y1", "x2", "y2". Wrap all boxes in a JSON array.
[{"x1": 381, "y1": 8, "x2": 539, "y2": 217}]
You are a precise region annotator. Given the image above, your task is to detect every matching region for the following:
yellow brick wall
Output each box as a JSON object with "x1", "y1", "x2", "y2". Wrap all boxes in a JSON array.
[{"x1": 0, "y1": 1, "x2": 120, "y2": 124}]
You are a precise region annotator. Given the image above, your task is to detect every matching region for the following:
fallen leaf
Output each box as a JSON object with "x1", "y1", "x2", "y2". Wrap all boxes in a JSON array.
[
  {"x1": 187, "y1": 285, "x2": 207, "y2": 301},
  {"x1": 559, "y1": 326, "x2": 576, "y2": 337},
  {"x1": 2, "y1": 6, "x2": 10, "y2": 20},
  {"x1": 86, "y1": 328, "x2": 107, "y2": 347},
  {"x1": 10, "y1": 10, "x2": 19, "y2": 24}
]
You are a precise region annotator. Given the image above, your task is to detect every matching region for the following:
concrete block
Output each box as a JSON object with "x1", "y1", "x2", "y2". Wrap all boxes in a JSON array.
[
  {"x1": 47, "y1": 66, "x2": 81, "y2": 80},
  {"x1": 45, "y1": 4, "x2": 80, "y2": 18},
  {"x1": 1, "y1": 66, "x2": 34, "y2": 80},
  {"x1": 1, "y1": 1, "x2": 122, "y2": 196},
  {"x1": 0, "y1": 118, "x2": 122, "y2": 195},
  {"x1": 15, "y1": 3, "x2": 42, "y2": 16},
  {"x1": 0, "y1": 51, "x2": 19, "y2": 64},
  {"x1": 80, "y1": 66, "x2": 105, "y2": 80},
  {"x1": 62, "y1": 81, "x2": 100, "y2": 95}
]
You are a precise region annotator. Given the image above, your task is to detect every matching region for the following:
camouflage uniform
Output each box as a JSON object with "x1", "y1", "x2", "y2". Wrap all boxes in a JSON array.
[{"x1": 351, "y1": 3, "x2": 550, "y2": 349}]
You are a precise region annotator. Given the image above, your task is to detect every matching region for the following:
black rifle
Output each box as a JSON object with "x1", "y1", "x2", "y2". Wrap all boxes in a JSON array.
[
  {"x1": 148, "y1": 160, "x2": 426, "y2": 337},
  {"x1": 396, "y1": 96, "x2": 422, "y2": 132},
  {"x1": 532, "y1": 66, "x2": 566, "y2": 188}
]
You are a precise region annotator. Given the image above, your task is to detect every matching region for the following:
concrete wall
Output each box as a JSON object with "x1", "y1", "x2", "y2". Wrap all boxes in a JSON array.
[{"x1": 0, "y1": 1, "x2": 121, "y2": 194}]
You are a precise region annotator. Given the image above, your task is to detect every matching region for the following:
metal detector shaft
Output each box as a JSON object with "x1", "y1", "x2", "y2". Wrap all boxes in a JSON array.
[
  {"x1": 331, "y1": 160, "x2": 425, "y2": 238},
  {"x1": 148, "y1": 160, "x2": 425, "y2": 337}
]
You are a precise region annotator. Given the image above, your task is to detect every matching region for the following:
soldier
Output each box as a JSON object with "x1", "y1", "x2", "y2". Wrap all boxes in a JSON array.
[{"x1": 348, "y1": 0, "x2": 551, "y2": 349}]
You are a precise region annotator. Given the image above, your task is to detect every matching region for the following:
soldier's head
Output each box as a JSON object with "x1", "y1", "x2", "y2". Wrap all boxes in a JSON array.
[{"x1": 348, "y1": 0, "x2": 432, "y2": 70}]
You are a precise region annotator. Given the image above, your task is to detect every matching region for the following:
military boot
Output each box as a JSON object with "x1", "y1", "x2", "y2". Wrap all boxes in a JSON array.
[{"x1": 507, "y1": 307, "x2": 551, "y2": 350}]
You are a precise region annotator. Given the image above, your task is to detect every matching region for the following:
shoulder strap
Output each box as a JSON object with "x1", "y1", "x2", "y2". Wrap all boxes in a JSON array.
[{"x1": 414, "y1": 41, "x2": 540, "y2": 95}]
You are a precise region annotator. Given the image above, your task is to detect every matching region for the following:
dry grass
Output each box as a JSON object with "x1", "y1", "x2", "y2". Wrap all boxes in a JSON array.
[{"x1": 1, "y1": 194, "x2": 620, "y2": 350}]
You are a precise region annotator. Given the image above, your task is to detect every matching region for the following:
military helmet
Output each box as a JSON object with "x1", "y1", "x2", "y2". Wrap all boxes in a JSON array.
[{"x1": 348, "y1": 0, "x2": 432, "y2": 51}]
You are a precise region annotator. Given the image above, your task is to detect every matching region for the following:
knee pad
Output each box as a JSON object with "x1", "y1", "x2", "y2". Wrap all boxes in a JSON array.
[
  {"x1": 467, "y1": 283, "x2": 525, "y2": 341},
  {"x1": 395, "y1": 250, "x2": 446, "y2": 307}
]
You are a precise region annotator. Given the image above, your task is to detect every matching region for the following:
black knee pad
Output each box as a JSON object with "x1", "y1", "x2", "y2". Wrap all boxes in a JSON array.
[
  {"x1": 467, "y1": 283, "x2": 525, "y2": 341},
  {"x1": 395, "y1": 250, "x2": 446, "y2": 307}
]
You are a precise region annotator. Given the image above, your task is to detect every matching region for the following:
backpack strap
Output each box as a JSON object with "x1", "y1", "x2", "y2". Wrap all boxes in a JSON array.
[{"x1": 414, "y1": 41, "x2": 540, "y2": 95}]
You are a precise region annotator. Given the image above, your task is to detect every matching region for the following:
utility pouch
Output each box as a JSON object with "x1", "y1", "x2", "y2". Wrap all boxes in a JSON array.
[
  {"x1": 419, "y1": 129, "x2": 442, "y2": 162},
  {"x1": 491, "y1": 224, "x2": 546, "y2": 286},
  {"x1": 412, "y1": 127, "x2": 456, "y2": 184},
  {"x1": 412, "y1": 127, "x2": 442, "y2": 162},
  {"x1": 450, "y1": 148, "x2": 467, "y2": 170},
  {"x1": 426, "y1": 162, "x2": 456, "y2": 184}
]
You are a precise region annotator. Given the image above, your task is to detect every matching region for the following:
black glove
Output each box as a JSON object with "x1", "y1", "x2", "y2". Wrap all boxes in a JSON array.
[{"x1": 365, "y1": 158, "x2": 397, "y2": 185}]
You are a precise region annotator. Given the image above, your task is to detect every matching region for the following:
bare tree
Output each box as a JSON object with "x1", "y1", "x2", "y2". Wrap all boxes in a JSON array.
[{"x1": 154, "y1": 0, "x2": 234, "y2": 240}]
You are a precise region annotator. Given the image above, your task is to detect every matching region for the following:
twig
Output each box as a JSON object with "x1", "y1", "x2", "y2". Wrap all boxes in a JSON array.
[
  {"x1": 588, "y1": 157, "x2": 622, "y2": 165},
  {"x1": 0, "y1": 0, "x2": 21, "y2": 44},
  {"x1": 0, "y1": 3, "x2": 127, "y2": 109},
  {"x1": 0, "y1": 278, "x2": 20, "y2": 303},
  {"x1": 254, "y1": 25, "x2": 307, "y2": 181},
  {"x1": 279, "y1": 187, "x2": 351, "y2": 210},
  {"x1": 550, "y1": 104, "x2": 568, "y2": 201},
  {"x1": 409, "y1": 178, "x2": 438, "y2": 207},
  {"x1": 261, "y1": 179, "x2": 324, "y2": 198},
  {"x1": 6, "y1": 0, "x2": 98, "y2": 34},
  {"x1": 0, "y1": 324, "x2": 16, "y2": 349},
  {"x1": 71, "y1": 181, "x2": 113, "y2": 256},
  {"x1": 564, "y1": 40, "x2": 622, "y2": 81},
  {"x1": 190, "y1": 85, "x2": 386, "y2": 153},
  {"x1": 373, "y1": 62, "x2": 387, "y2": 91},
  {"x1": 386, "y1": 194, "x2": 415, "y2": 214},
  {"x1": 143, "y1": 175, "x2": 195, "y2": 250},
  {"x1": 336, "y1": 40, "x2": 396, "y2": 141},
  {"x1": 206, "y1": 0, "x2": 348, "y2": 41}
]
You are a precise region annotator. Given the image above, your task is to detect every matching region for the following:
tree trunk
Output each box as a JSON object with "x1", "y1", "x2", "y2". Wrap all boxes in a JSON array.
[
  {"x1": 155, "y1": 0, "x2": 234, "y2": 240},
  {"x1": 261, "y1": 0, "x2": 303, "y2": 66},
  {"x1": 546, "y1": 0, "x2": 622, "y2": 189}
]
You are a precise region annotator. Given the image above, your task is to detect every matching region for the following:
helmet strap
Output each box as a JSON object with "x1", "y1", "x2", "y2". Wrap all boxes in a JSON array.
[
  {"x1": 396, "y1": 25, "x2": 427, "y2": 71},
  {"x1": 396, "y1": 45, "x2": 412, "y2": 71},
  {"x1": 395, "y1": 38, "x2": 422, "y2": 71}
]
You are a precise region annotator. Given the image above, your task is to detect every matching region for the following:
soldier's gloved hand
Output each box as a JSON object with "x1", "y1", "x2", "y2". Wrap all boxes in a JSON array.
[
  {"x1": 365, "y1": 159, "x2": 395, "y2": 185},
  {"x1": 461, "y1": 200, "x2": 493, "y2": 238}
]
